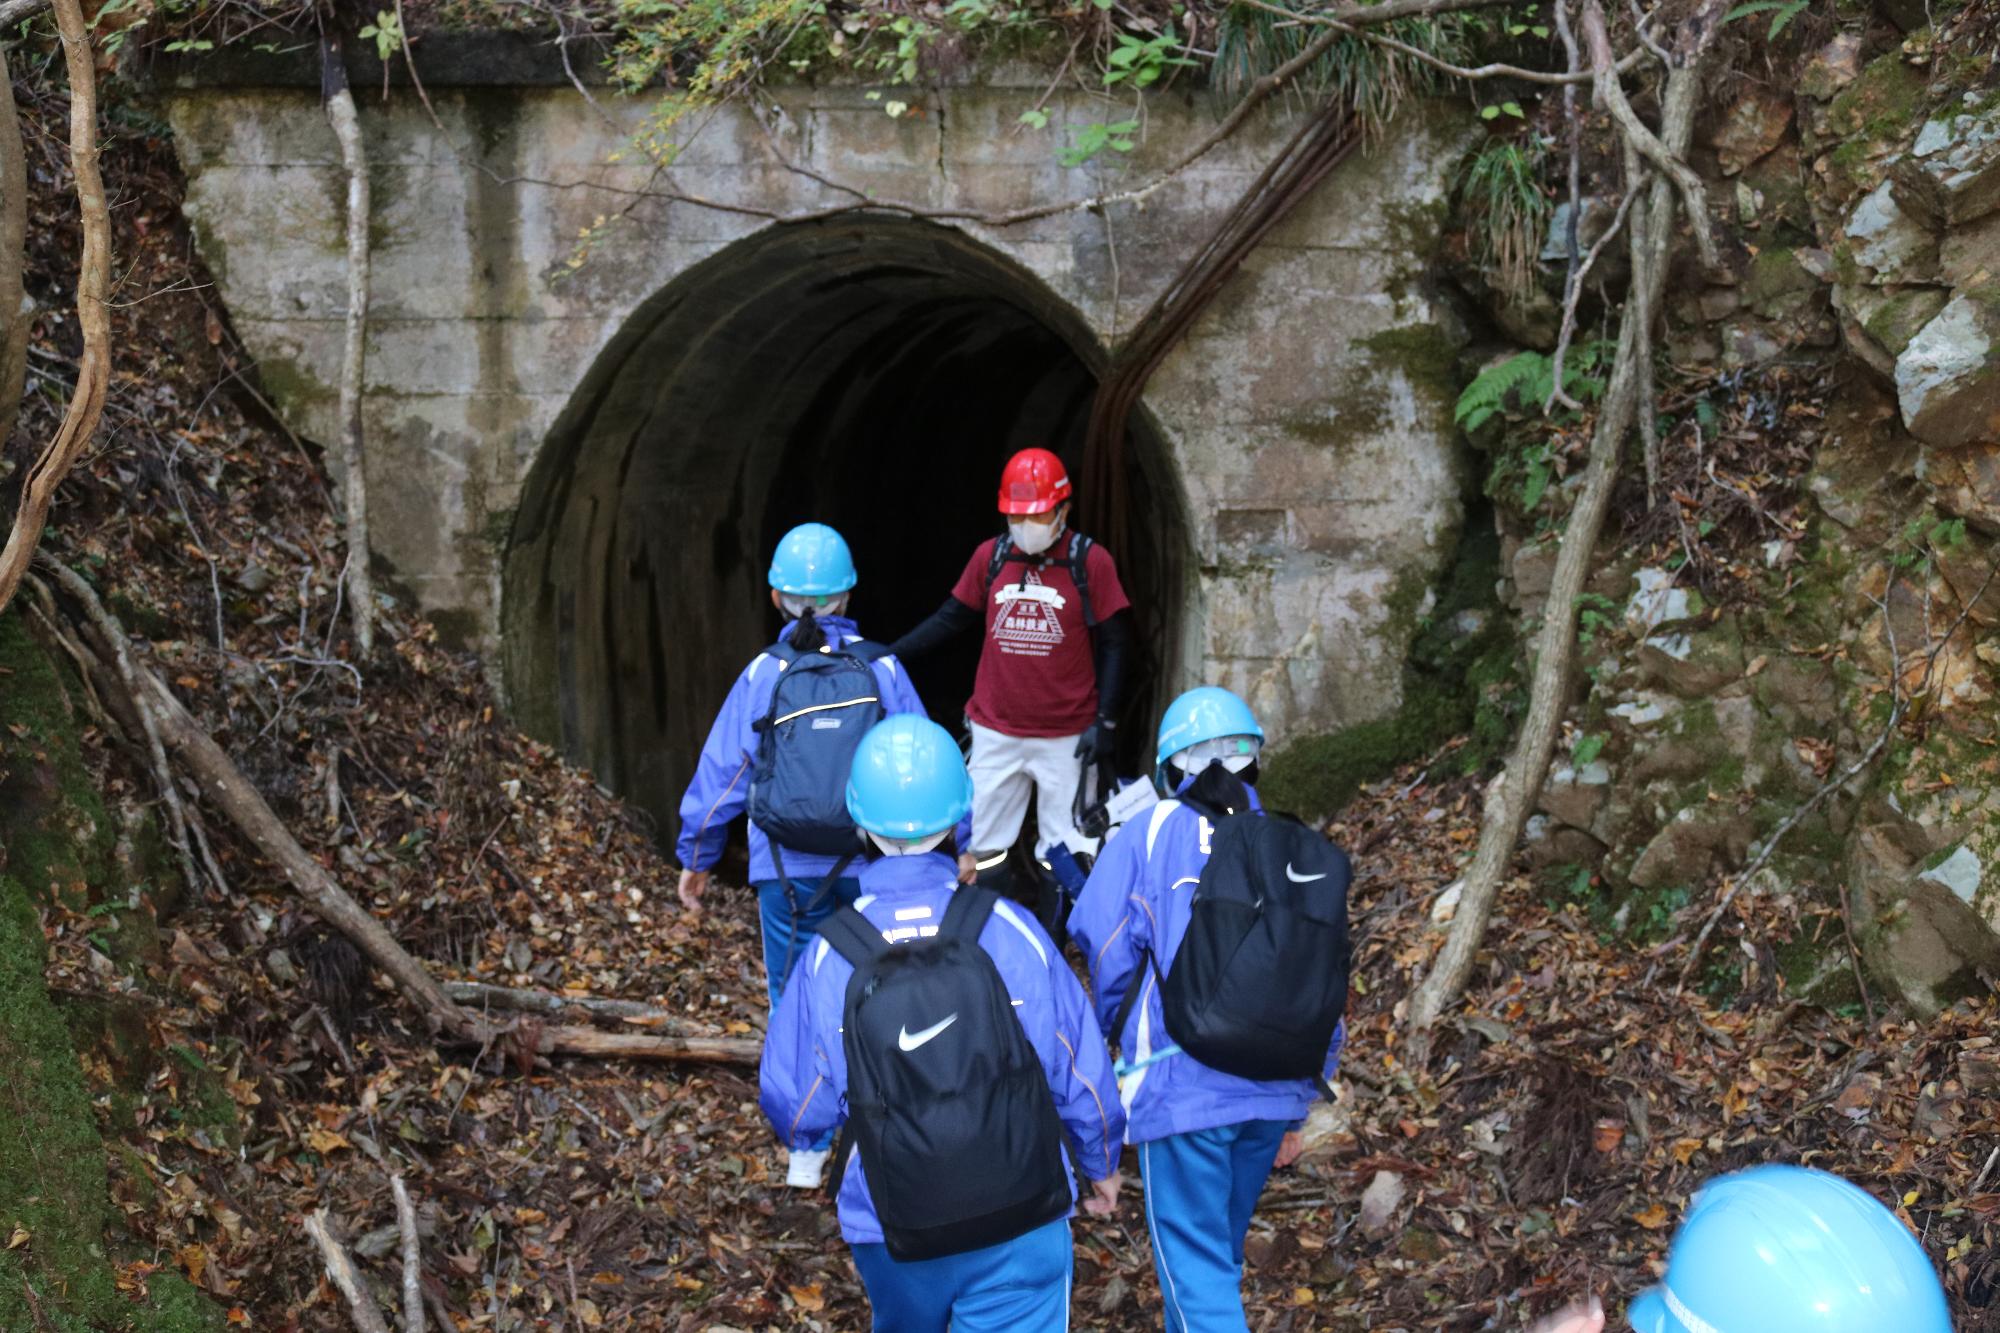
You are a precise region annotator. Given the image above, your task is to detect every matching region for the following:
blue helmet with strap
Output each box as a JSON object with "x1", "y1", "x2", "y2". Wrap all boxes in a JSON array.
[
  {"x1": 1155, "y1": 686, "x2": 1265, "y2": 768},
  {"x1": 846, "y1": 715, "x2": 974, "y2": 840},
  {"x1": 1628, "y1": 1165, "x2": 1951, "y2": 1333},
  {"x1": 768, "y1": 523, "x2": 857, "y2": 597}
]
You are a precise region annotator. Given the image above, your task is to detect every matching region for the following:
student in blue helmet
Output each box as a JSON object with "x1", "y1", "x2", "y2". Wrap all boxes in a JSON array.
[
  {"x1": 1621, "y1": 1163, "x2": 1951, "y2": 1333},
  {"x1": 759, "y1": 715, "x2": 1126, "y2": 1333},
  {"x1": 674, "y1": 523, "x2": 926, "y2": 1008},
  {"x1": 1519, "y1": 1162, "x2": 1954, "y2": 1332},
  {"x1": 1067, "y1": 686, "x2": 1350, "y2": 1333}
]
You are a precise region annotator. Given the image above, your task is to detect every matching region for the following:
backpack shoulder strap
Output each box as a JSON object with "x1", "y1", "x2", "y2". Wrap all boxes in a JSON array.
[
  {"x1": 940, "y1": 886, "x2": 1000, "y2": 944},
  {"x1": 815, "y1": 904, "x2": 890, "y2": 970},
  {"x1": 982, "y1": 535, "x2": 1016, "y2": 596},
  {"x1": 839, "y1": 637, "x2": 890, "y2": 663},
  {"x1": 1067, "y1": 532, "x2": 1097, "y2": 628}
]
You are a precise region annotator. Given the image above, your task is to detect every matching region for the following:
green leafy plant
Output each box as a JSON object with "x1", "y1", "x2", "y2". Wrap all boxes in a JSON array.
[
  {"x1": 1478, "y1": 100, "x2": 1525, "y2": 121},
  {"x1": 1058, "y1": 118, "x2": 1140, "y2": 167},
  {"x1": 1210, "y1": 2, "x2": 1475, "y2": 135},
  {"x1": 358, "y1": 8, "x2": 404, "y2": 60},
  {"x1": 1574, "y1": 592, "x2": 1619, "y2": 649},
  {"x1": 1455, "y1": 132, "x2": 1550, "y2": 301},
  {"x1": 1104, "y1": 25, "x2": 1198, "y2": 88},
  {"x1": 1572, "y1": 732, "x2": 1606, "y2": 765},
  {"x1": 1725, "y1": 0, "x2": 1809, "y2": 39}
]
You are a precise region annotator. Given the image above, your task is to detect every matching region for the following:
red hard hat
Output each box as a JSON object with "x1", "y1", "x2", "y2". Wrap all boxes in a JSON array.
[{"x1": 997, "y1": 448, "x2": 1072, "y2": 515}]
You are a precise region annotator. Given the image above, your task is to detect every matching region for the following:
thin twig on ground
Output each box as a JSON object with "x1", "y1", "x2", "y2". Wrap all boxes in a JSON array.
[{"x1": 304, "y1": 1210, "x2": 393, "y2": 1333}]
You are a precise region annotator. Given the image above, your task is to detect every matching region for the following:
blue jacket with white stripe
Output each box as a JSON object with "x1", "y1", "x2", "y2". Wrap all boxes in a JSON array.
[
  {"x1": 1066, "y1": 781, "x2": 1345, "y2": 1144},
  {"x1": 674, "y1": 616, "x2": 926, "y2": 884},
  {"x1": 758, "y1": 852, "x2": 1126, "y2": 1245}
]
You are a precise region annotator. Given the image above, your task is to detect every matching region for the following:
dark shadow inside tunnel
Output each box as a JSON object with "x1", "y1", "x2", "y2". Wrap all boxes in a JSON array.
[{"x1": 504, "y1": 219, "x2": 1190, "y2": 844}]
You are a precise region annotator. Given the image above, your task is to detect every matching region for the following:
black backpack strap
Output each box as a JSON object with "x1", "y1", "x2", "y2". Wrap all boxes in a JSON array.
[
  {"x1": 814, "y1": 903, "x2": 891, "y2": 970},
  {"x1": 839, "y1": 638, "x2": 890, "y2": 663},
  {"x1": 1105, "y1": 945, "x2": 1152, "y2": 1052},
  {"x1": 940, "y1": 885, "x2": 1000, "y2": 943},
  {"x1": 1067, "y1": 532, "x2": 1097, "y2": 628},
  {"x1": 982, "y1": 534, "x2": 1016, "y2": 598}
]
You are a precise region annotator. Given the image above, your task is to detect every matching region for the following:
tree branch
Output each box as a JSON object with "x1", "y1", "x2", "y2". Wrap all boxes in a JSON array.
[
  {"x1": 0, "y1": 43, "x2": 26, "y2": 453},
  {"x1": 1237, "y1": 0, "x2": 1649, "y2": 84},
  {"x1": 0, "y1": 0, "x2": 108, "y2": 618},
  {"x1": 390, "y1": 1176, "x2": 425, "y2": 1333},
  {"x1": 1581, "y1": 0, "x2": 1717, "y2": 270},
  {"x1": 321, "y1": 36, "x2": 379, "y2": 657},
  {"x1": 305, "y1": 1211, "x2": 393, "y2": 1333}
]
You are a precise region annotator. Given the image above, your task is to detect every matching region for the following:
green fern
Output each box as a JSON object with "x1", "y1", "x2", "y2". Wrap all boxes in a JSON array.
[{"x1": 1454, "y1": 350, "x2": 1547, "y2": 431}]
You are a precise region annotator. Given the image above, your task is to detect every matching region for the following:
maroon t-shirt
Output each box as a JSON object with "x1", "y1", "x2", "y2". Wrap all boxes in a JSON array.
[{"x1": 950, "y1": 535, "x2": 1131, "y2": 738}]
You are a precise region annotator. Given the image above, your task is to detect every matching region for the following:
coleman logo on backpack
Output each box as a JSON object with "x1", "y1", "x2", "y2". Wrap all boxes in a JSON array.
[{"x1": 815, "y1": 889, "x2": 1072, "y2": 1261}]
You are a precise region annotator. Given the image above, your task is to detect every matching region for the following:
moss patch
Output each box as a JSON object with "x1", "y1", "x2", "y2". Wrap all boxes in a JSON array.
[{"x1": 0, "y1": 615, "x2": 116, "y2": 907}]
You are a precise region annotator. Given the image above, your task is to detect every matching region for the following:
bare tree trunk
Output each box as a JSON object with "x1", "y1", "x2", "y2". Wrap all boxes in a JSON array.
[
  {"x1": 1403, "y1": 28, "x2": 1711, "y2": 1059},
  {"x1": 0, "y1": 43, "x2": 28, "y2": 454},
  {"x1": 0, "y1": 0, "x2": 106, "y2": 617},
  {"x1": 321, "y1": 36, "x2": 376, "y2": 656}
]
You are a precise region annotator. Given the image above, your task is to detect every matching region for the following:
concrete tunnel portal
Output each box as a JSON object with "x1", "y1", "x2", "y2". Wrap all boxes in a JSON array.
[{"x1": 503, "y1": 218, "x2": 1192, "y2": 845}]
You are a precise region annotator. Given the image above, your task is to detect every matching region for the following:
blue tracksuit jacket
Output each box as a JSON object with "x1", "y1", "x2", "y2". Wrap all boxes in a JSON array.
[
  {"x1": 759, "y1": 852, "x2": 1126, "y2": 1245},
  {"x1": 1067, "y1": 781, "x2": 1345, "y2": 1144},
  {"x1": 675, "y1": 617, "x2": 925, "y2": 883}
]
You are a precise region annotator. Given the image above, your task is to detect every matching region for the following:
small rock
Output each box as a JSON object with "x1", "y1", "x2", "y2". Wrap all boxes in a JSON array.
[
  {"x1": 1430, "y1": 880, "x2": 1464, "y2": 924},
  {"x1": 1907, "y1": 104, "x2": 2000, "y2": 225},
  {"x1": 1922, "y1": 441, "x2": 2000, "y2": 535},
  {"x1": 1540, "y1": 197, "x2": 1613, "y2": 262},
  {"x1": 1799, "y1": 32, "x2": 1864, "y2": 100},
  {"x1": 1896, "y1": 292, "x2": 2000, "y2": 447},
  {"x1": 1625, "y1": 567, "x2": 1692, "y2": 634},
  {"x1": 1842, "y1": 181, "x2": 1937, "y2": 283},
  {"x1": 1707, "y1": 88, "x2": 1794, "y2": 176},
  {"x1": 1358, "y1": 1170, "x2": 1405, "y2": 1237},
  {"x1": 1918, "y1": 845, "x2": 1982, "y2": 904},
  {"x1": 1628, "y1": 807, "x2": 1752, "y2": 890},
  {"x1": 1539, "y1": 762, "x2": 1612, "y2": 829}
]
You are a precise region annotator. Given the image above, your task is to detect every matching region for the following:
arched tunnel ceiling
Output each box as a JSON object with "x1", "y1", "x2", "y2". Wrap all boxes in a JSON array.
[{"x1": 505, "y1": 218, "x2": 1190, "y2": 840}]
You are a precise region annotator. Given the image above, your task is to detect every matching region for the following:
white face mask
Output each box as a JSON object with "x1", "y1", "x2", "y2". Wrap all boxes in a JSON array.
[{"x1": 1008, "y1": 517, "x2": 1063, "y2": 556}]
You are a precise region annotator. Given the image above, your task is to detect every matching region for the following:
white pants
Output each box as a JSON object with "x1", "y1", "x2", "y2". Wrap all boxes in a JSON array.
[{"x1": 967, "y1": 720, "x2": 1098, "y2": 858}]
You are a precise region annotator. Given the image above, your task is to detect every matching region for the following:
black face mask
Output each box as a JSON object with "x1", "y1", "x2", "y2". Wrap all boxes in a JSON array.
[
  {"x1": 1176, "y1": 760, "x2": 1255, "y2": 815},
  {"x1": 1166, "y1": 759, "x2": 1259, "y2": 794}
]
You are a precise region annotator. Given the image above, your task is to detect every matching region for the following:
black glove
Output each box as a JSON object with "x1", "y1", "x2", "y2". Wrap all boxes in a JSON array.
[{"x1": 1075, "y1": 717, "x2": 1116, "y2": 764}]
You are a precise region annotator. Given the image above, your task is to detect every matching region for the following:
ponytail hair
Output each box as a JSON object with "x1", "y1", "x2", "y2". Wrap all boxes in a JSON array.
[{"x1": 788, "y1": 603, "x2": 827, "y2": 652}]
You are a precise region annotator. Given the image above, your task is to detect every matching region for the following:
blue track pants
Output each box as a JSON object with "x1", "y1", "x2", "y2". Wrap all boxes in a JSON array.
[
  {"x1": 1137, "y1": 1120, "x2": 1289, "y2": 1333},
  {"x1": 753, "y1": 875, "x2": 860, "y2": 1007},
  {"x1": 850, "y1": 1217, "x2": 1073, "y2": 1332}
]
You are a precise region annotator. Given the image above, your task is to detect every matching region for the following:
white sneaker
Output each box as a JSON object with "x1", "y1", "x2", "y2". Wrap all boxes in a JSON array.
[{"x1": 785, "y1": 1147, "x2": 830, "y2": 1188}]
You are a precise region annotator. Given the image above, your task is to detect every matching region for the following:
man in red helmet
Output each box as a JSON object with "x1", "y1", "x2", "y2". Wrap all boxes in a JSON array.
[{"x1": 890, "y1": 447, "x2": 1133, "y2": 883}]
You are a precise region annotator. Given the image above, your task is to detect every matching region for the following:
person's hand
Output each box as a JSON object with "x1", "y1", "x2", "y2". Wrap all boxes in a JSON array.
[
  {"x1": 1273, "y1": 1131, "x2": 1304, "y2": 1169},
  {"x1": 1075, "y1": 718, "x2": 1115, "y2": 763},
  {"x1": 957, "y1": 852, "x2": 978, "y2": 885},
  {"x1": 676, "y1": 868, "x2": 709, "y2": 914},
  {"x1": 1526, "y1": 1298, "x2": 1604, "y2": 1333},
  {"x1": 1082, "y1": 1172, "x2": 1122, "y2": 1216}
]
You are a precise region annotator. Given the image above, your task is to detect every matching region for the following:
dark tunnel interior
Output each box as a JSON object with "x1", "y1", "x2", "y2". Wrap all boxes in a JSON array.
[{"x1": 505, "y1": 219, "x2": 1189, "y2": 846}]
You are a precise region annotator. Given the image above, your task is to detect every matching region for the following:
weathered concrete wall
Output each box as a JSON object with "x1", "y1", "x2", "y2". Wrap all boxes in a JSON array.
[{"x1": 161, "y1": 58, "x2": 1474, "y2": 783}]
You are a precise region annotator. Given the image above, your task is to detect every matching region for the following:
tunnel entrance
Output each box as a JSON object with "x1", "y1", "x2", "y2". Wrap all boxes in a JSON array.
[{"x1": 504, "y1": 219, "x2": 1189, "y2": 841}]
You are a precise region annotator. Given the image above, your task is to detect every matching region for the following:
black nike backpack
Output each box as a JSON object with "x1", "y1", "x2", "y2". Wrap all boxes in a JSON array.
[
  {"x1": 815, "y1": 889, "x2": 1072, "y2": 1261},
  {"x1": 1117, "y1": 770, "x2": 1352, "y2": 1087},
  {"x1": 746, "y1": 639, "x2": 886, "y2": 856}
]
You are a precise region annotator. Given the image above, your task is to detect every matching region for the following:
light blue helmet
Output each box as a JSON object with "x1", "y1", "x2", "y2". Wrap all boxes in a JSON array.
[
  {"x1": 846, "y1": 715, "x2": 974, "y2": 840},
  {"x1": 1155, "y1": 685, "x2": 1265, "y2": 768},
  {"x1": 1628, "y1": 1165, "x2": 1951, "y2": 1333},
  {"x1": 767, "y1": 523, "x2": 857, "y2": 597}
]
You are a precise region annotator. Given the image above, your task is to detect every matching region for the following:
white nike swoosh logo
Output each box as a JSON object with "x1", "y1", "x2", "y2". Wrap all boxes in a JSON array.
[
  {"x1": 897, "y1": 1014, "x2": 958, "y2": 1051},
  {"x1": 1284, "y1": 862, "x2": 1327, "y2": 883}
]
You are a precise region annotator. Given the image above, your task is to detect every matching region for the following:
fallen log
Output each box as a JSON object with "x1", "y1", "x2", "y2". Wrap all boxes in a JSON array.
[
  {"x1": 442, "y1": 980, "x2": 687, "y2": 1028},
  {"x1": 533, "y1": 1025, "x2": 759, "y2": 1067},
  {"x1": 304, "y1": 1210, "x2": 392, "y2": 1333}
]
